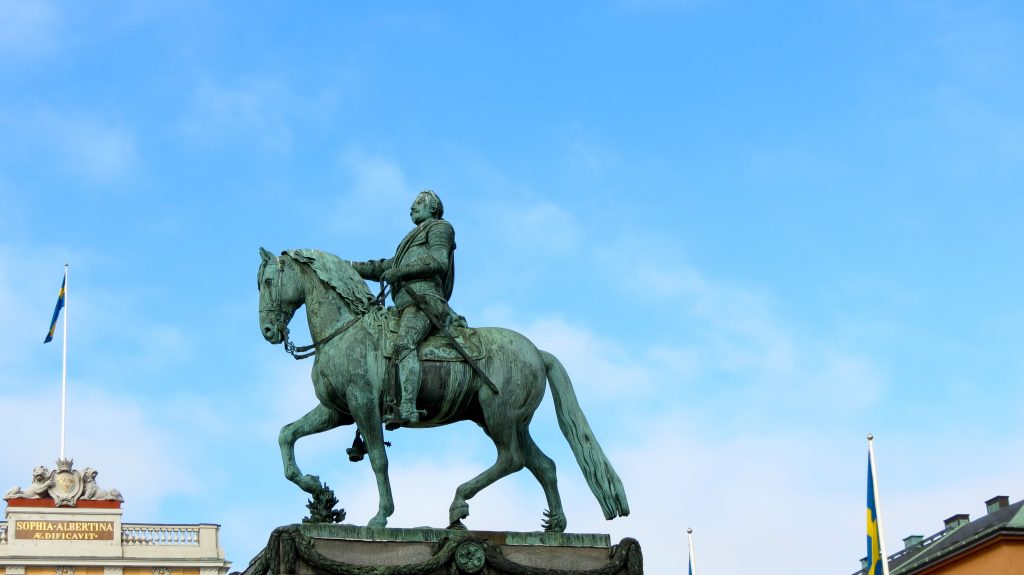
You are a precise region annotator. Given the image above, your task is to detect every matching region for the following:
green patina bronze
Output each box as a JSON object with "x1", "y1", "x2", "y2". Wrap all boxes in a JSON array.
[
  {"x1": 239, "y1": 524, "x2": 644, "y2": 575},
  {"x1": 256, "y1": 192, "x2": 629, "y2": 532}
]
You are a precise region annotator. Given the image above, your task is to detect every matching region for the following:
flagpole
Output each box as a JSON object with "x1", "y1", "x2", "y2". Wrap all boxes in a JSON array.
[
  {"x1": 60, "y1": 263, "x2": 68, "y2": 460},
  {"x1": 868, "y1": 434, "x2": 890, "y2": 575},
  {"x1": 687, "y1": 527, "x2": 696, "y2": 575}
]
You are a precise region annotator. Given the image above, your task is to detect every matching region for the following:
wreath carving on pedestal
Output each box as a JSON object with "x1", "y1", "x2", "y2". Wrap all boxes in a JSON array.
[{"x1": 238, "y1": 525, "x2": 644, "y2": 575}]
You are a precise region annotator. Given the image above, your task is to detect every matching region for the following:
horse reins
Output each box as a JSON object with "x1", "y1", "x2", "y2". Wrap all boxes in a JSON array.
[{"x1": 262, "y1": 255, "x2": 367, "y2": 361}]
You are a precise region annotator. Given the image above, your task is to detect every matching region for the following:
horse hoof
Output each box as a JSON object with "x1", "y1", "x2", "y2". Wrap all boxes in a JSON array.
[
  {"x1": 447, "y1": 520, "x2": 467, "y2": 531},
  {"x1": 367, "y1": 516, "x2": 388, "y2": 529},
  {"x1": 449, "y1": 501, "x2": 469, "y2": 524}
]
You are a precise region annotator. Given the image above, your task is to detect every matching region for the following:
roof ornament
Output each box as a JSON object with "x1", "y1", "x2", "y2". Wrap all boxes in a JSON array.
[{"x1": 3, "y1": 459, "x2": 123, "y2": 506}]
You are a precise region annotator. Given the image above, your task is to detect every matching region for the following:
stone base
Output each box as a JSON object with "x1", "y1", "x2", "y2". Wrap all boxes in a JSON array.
[{"x1": 238, "y1": 524, "x2": 642, "y2": 575}]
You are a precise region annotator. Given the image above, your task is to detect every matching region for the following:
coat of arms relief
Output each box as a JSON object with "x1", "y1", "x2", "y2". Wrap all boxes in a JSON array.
[{"x1": 4, "y1": 459, "x2": 123, "y2": 506}]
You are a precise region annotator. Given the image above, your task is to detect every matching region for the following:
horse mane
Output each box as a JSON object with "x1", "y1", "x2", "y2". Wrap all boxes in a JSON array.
[{"x1": 284, "y1": 249, "x2": 375, "y2": 315}]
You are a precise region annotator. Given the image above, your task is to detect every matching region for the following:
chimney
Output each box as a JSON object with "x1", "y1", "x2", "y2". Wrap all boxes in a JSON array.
[
  {"x1": 985, "y1": 495, "x2": 1010, "y2": 515},
  {"x1": 944, "y1": 513, "x2": 970, "y2": 530},
  {"x1": 903, "y1": 535, "x2": 924, "y2": 549}
]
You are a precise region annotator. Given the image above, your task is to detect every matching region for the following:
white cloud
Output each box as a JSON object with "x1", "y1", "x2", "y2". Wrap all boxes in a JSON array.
[
  {"x1": 40, "y1": 111, "x2": 139, "y2": 184},
  {"x1": 262, "y1": 358, "x2": 333, "y2": 442},
  {"x1": 0, "y1": 245, "x2": 72, "y2": 367},
  {"x1": 499, "y1": 201, "x2": 583, "y2": 254},
  {"x1": 0, "y1": 259, "x2": 192, "y2": 385},
  {"x1": 0, "y1": 0, "x2": 60, "y2": 56},
  {"x1": 339, "y1": 149, "x2": 410, "y2": 202},
  {"x1": 481, "y1": 243, "x2": 884, "y2": 424},
  {"x1": 325, "y1": 149, "x2": 414, "y2": 235},
  {"x1": 594, "y1": 239, "x2": 887, "y2": 418},
  {"x1": 181, "y1": 78, "x2": 294, "y2": 152},
  {"x1": 238, "y1": 421, "x2": 863, "y2": 574},
  {"x1": 0, "y1": 246, "x2": 202, "y2": 518},
  {"x1": 514, "y1": 315, "x2": 656, "y2": 398},
  {"x1": 602, "y1": 425, "x2": 863, "y2": 574},
  {"x1": 840, "y1": 434, "x2": 1024, "y2": 573},
  {"x1": 198, "y1": 253, "x2": 1002, "y2": 574},
  {"x1": 527, "y1": 417, "x2": 1024, "y2": 575},
  {"x1": 0, "y1": 388, "x2": 199, "y2": 520},
  {"x1": 812, "y1": 351, "x2": 884, "y2": 408},
  {"x1": 339, "y1": 458, "x2": 541, "y2": 530},
  {"x1": 566, "y1": 137, "x2": 620, "y2": 180},
  {"x1": 287, "y1": 142, "x2": 586, "y2": 256},
  {"x1": 210, "y1": 382, "x2": 1024, "y2": 575}
]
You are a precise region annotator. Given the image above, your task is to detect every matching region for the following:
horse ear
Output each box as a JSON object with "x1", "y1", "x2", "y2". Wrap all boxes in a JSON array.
[{"x1": 260, "y1": 247, "x2": 274, "y2": 262}]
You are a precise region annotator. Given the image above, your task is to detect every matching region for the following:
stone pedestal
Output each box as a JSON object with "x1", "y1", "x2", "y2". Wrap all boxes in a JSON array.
[{"x1": 239, "y1": 524, "x2": 642, "y2": 575}]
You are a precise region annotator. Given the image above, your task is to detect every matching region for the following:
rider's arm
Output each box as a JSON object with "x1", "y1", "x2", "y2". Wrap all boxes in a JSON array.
[{"x1": 351, "y1": 258, "x2": 392, "y2": 280}]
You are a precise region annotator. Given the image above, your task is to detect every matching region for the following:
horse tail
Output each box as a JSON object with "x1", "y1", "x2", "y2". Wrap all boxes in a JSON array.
[{"x1": 541, "y1": 350, "x2": 630, "y2": 520}]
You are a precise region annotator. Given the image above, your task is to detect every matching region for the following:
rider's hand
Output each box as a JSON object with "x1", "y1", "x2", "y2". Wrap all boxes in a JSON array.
[{"x1": 381, "y1": 267, "x2": 400, "y2": 284}]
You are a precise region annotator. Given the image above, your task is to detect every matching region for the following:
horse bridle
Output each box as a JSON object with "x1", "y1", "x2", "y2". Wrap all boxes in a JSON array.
[
  {"x1": 260, "y1": 256, "x2": 296, "y2": 353},
  {"x1": 261, "y1": 255, "x2": 363, "y2": 361}
]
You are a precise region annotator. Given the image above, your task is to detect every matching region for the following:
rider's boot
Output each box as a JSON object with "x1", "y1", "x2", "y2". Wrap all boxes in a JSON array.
[
  {"x1": 387, "y1": 350, "x2": 422, "y2": 429},
  {"x1": 398, "y1": 352, "x2": 422, "y2": 424}
]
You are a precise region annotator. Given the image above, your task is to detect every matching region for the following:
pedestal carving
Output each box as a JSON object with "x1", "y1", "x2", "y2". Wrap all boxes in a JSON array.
[{"x1": 239, "y1": 524, "x2": 643, "y2": 575}]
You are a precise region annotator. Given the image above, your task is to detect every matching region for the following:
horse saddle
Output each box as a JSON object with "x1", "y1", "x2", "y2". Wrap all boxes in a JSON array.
[{"x1": 381, "y1": 309, "x2": 485, "y2": 362}]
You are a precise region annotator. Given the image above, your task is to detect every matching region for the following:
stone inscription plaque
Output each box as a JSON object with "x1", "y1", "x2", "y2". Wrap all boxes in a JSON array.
[{"x1": 15, "y1": 520, "x2": 115, "y2": 540}]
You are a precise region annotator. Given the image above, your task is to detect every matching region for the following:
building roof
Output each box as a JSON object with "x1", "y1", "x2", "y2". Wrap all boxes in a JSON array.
[{"x1": 852, "y1": 496, "x2": 1024, "y2": 575}]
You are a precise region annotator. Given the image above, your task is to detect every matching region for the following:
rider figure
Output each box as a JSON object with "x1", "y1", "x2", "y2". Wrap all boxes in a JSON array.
[{"x1": 352, "y1": 190, "x2": 455, "y2": 428}]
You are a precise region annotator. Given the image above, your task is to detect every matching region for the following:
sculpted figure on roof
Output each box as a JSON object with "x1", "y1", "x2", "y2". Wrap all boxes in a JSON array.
[{"x1": 3, "y1": 465, "x2": 54, "y2": 500}]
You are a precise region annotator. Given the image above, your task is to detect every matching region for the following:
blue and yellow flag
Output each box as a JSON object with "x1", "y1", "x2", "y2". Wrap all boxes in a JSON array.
[
  {"x1": 44, "y1": 273, "x2": 66, "y2": 343},
  {"x1": 866, "y1": 452, "x2": 887, "y2": 575}
]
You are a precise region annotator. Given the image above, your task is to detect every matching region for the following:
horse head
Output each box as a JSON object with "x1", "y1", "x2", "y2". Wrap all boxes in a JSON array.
[{"x1": 258, "y1": 248, "x2": 303, "y2": 345}]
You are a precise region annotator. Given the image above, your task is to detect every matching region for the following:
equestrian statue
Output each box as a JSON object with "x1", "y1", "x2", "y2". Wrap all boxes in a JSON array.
[{"x1": 257, "y1": 190, "x2": 629, "y2": 532}]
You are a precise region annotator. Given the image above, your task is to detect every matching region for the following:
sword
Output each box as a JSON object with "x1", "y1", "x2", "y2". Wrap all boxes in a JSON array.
[{"x1": 400, "y1": 286, "x2": 499, "y2": 394}]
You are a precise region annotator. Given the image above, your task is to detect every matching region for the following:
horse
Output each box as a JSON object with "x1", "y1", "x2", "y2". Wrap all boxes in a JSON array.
[{"x1": 257, "y1": 247, "x2": 629, "y2": 531}]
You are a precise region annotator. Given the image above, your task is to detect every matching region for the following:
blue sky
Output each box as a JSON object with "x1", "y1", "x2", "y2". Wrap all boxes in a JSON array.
[{"x1": 2, "y1": 1, "x2": 1024, "y2": 573}]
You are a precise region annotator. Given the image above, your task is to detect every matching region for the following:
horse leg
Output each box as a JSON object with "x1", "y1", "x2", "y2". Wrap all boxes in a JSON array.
[
  {"x1": 348, "y1": 398, "x2": 394, "y2": 528},
  {"x1": 279, "y1": 404, "x2": 346, "y2": 494},
  {"x1": 449, "y1": 425, "x2": 524, "y2": 529},
  {"x1": 520, "y1": 427, "x2": 567, "y2": 532}
]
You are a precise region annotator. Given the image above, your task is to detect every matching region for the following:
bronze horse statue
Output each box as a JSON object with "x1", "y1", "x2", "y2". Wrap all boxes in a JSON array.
[{"x1": 257, "y1": 248, "x2": 629, "y2": 531}]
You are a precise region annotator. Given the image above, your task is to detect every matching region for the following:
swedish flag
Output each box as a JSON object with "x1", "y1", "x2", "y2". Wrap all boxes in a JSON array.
[
  {"x1": 44, "y1": 273, "x2": 66, "y2": 343},
  {"x1": 866, "y1": 451, "x2": 888, "y2": 575}
]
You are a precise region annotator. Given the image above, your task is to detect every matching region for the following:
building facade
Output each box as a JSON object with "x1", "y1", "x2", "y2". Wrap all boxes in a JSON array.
[{"x1": 1, "y1": 461, "x2": 230, "y2": 575}]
